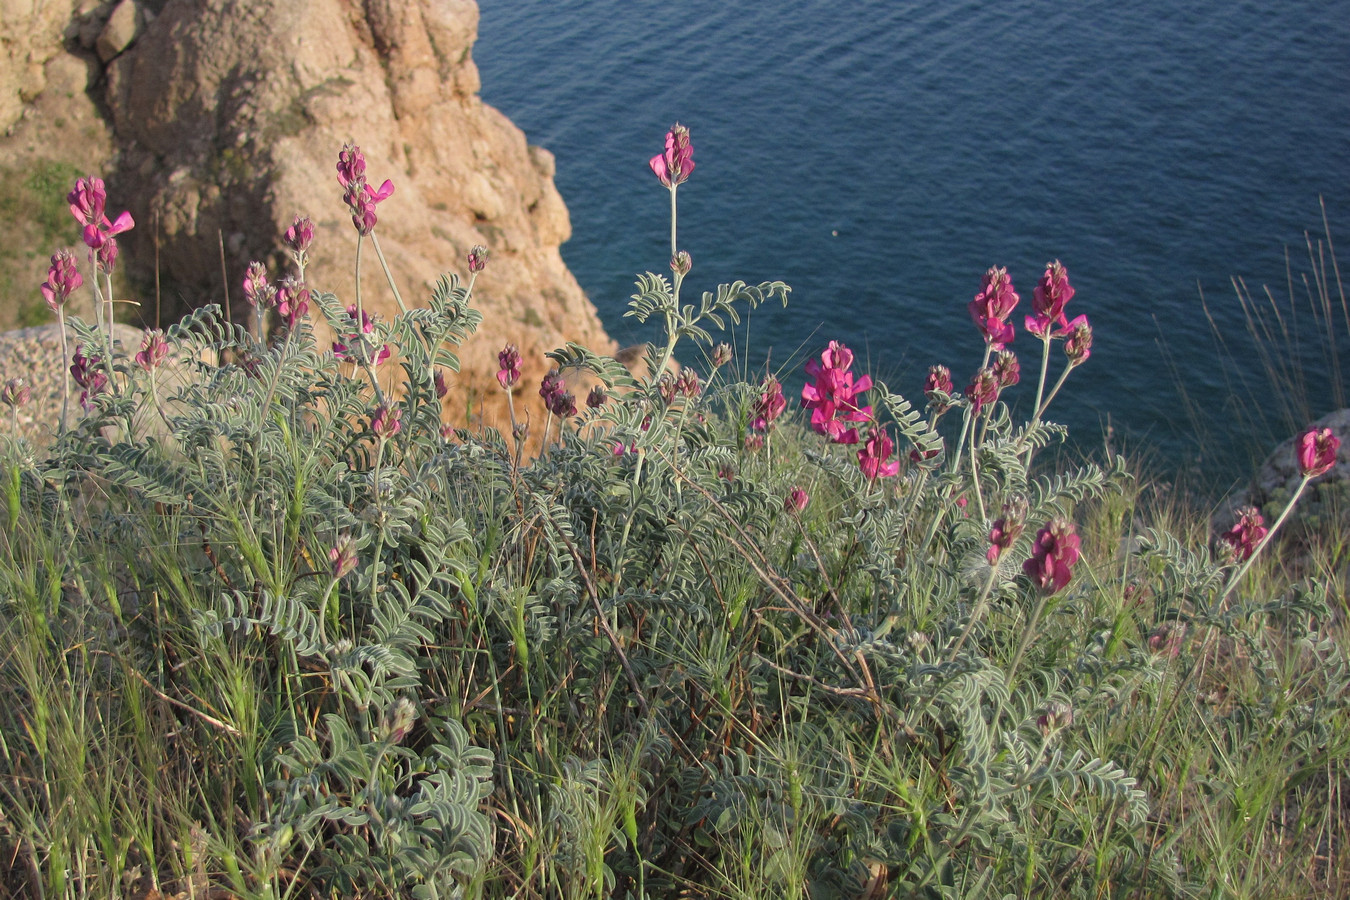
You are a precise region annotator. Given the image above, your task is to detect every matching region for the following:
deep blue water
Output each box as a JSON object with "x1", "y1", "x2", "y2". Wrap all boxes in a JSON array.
[{"x1": 475, "y1": 0, "x2": 1350, "y2": 482}]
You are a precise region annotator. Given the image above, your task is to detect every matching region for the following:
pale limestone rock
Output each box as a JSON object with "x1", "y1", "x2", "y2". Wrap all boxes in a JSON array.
[
  {"x1": 95, "y1": 0, "x2": 144, "y2": 62},
  {"x1": 0, "y1": 0, "x2": 619, "y2": 442}
]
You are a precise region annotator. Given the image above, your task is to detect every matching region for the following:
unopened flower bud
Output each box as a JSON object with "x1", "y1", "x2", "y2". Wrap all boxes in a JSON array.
[
  {"x1": 329, "y1": 533, "x2": 358, "y2": 578},
  {"x1": 134, "y1": 330, "x2": 169, "y2": 372},
  {"x1": 586, "y1": 385, "x2": 607, "y2": 409},
  {"x1": 671, "y1": 250, "x2": 691, "y2": 277},
  {"x1": 711, "y1": 343, "x2": 733, "y2": 368},
  {"x1": 371, "y1": 403, "x2": 401, "y2": 439},
  {"x1": 497, "y1": 344, "x2": 522, "y2": 389},
  {"x1": 993, "y1": 350, "x2": 1020, "y2": 388},
  {"x1": 434, "y1": 369, "x2": 448, "y2": 399},
  {"x1": 785, "y1": 487, "x2": 809, "y2": 513},
  {"x1": 1037, "y1": 700, "x2": 1074, "y2": 734},
  {"x1": 1, "y1": 378, "x2": 30, "y2": 409},
  {"x1": 381, "y1": 697, "x2": 417, "y2": 745},
  {"x1": 1063, "y1": 316, "x2": 1092, "y2": 366},
  {"x1": 284, "y1": 216, "x2": 314, "y2": 254},
  {"x1": 467, "y1": 244, "x2": 489, "y2": 274}
]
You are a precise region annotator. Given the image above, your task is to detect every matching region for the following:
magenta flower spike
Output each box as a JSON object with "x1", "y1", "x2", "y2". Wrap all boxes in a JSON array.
[
  {"x1": 1027, "y1": 260, "x2": 1075, "y2": 338},
  {"x1": 752, "y1": 376, "x2": 787, "y2": 432},
  {"x1": 70, "y1": 346, "x2": 108, "y2": 411},
  {"x1": 497, "y1": 344, "x2": 522, "y2": 389},
  {"x1": 539, "y1": 369, "x2": 575, "y2": 418},
  {"x1": 336, "y1": 143, "x2": 367, "y2": 188},
  {"x1": 965, "y1": 367, "x2": 999, "y2": 415},
  {"x1": 1, "y1": 378, "x2": 31, "y2": 409},
  {"x1": 650, "y1": 123, "x2": 695, "y2": 188},
  {"x1": 924, "y1": 365, "x2": 953, "y2": 395},
  {"x1": 275, "y1": 279, "x2": 310, "y2": 329},
  {"x1": 243, "y1": 261, "x2": 274, "y2": 309},
  {"x1": 134, "y1": 330, "x2": 169, "y2": 372},
  {"x1": 969, "y1": 266, "x2": 1019, "y2": 349},
  {"x1": 81, "y1": 209, "x2": 135, "y2": 251},
  {"x1": 801, "y1": 340, "x2": 873, "y2": 444},
  {"x1": 371, "y1": 403, "x2": 402, "y2": 439},
  {"x1": 284, "y1": 216, "x2": 315, "y2": 254},
  {"x1": 467, "y1": 245, "x2": 489, "y2": 274},
  {"x1": 1061, "y1": 315, "x2": 1093, "y2": 366},
  {"x1": 1221, "y1": 507, "x2": 1267, "y2": 562},
  {"x1": 67, "y1": 176, "x2": 107, "y2": 226},
  {"x1": 95, "y1": 237, "x2": 120, "y2": 275},
  {"x1": 993, "y1": 350, "x2": 1020, "y2": 388},
  {"x1": 1297, "y1": 426, "x2": 1340, "y2": 479},
  {"x1": 986, "y1": 497, "x2": 1028, "y2": 565},
  {"x1": 1023, "y1": 518, "x2": 1081, "y2": 594},
  {"x1": 858, "y1": 428, "x2": 900, "y2": 480},
  {"x1": 41, "y1": 250, "x2": 83, "y2": 312}
]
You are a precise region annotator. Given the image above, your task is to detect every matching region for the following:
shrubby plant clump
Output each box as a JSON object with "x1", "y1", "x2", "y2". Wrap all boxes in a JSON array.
[{"x1": 0, "y1": 127, "x2": 1347, "y2": 899}]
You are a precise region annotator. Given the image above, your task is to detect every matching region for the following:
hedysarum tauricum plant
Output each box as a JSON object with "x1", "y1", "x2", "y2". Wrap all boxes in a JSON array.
[{"x1": 0, "y1": 128, "x2": 1347, "y2": 900}]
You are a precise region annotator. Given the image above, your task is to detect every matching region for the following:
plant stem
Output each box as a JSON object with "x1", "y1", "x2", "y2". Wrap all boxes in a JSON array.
[
  {"x1": 370, "y1": 232, "x2": 409, "y2": 316},
  {"x1": 949, "y1": 562, "x2": 1002, "y2": 661},
  {"x1": 354, "y1": 233, "x2": 365, "y2": 328},
  {"x1": 57, "y1": 307, "x2": 69, "y2": 434},
  {"x1": 1006, "y1": 590, "x2": 1053, "y2": 684},
  {"x1": 1217, "y1": 475, "x2": 1309, "y2": 607}
]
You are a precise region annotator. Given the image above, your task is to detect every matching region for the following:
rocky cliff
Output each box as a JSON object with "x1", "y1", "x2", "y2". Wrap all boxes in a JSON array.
[{"x1": 0, "y1": 0, "x2": 617, "y2": 437}]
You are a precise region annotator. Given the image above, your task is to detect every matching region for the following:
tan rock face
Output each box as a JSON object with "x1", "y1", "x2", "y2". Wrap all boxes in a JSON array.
[{"x1": 0, "y1": 0, "x2": 618, "y2": 440}]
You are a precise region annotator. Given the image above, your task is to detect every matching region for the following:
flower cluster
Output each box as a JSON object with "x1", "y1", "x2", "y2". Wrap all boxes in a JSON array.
[
  {"x1": 751, "y1": 376, "x2": 786, "y2": 433},
  {"x1": 134, "y1": 331, "x2": 169, "y2": 372},
  {"x1": 968, "y1": 266, "x2": 1019, "y2": 349},
  {"x1": 987, "y1": 496, "x2": 1028, "y2": 565},
  {"x1": 337, "y1": 143, "x2": 394, "y2": 236},
  {"x1": 41, "y1": 250, "x2": 83, "y2": 313},
  {"x1": 69, "y1": 346, "x2": 108, "y2": 411},
  {"x1": 650, "y1": 124, "x2": 695, "y2": 189},
  {"x1": 1, "y1": 378, "x2": 30, "y2": 410},
  {"x1": 1220, "y1": 507, "x2": 1267, "y2": 561},
  {"x1": 69, "y1": 175, "x2": 134, "y2": 268},
  {"x1": 1027, "y1": 260, "x2": 1075, "y2": 337},
  {"x1": 497, "y1": 344, "x2": 522, "y2": 389},
  {"x1": 1298, "y1": 426, "x2": 1340, "y2": 479},
  {"x1": 539, "y1": 369, "x2": 576, "y2": 418},
  {"x1": 1023, "y1": 518, "x2": 1081, "y2": 594},
  {"x1": 801, "y1": 341, "x2": 872, "y2": 444},
  {"x1": 857, "y1": 428, "x2": 899, "y2": 480},
  {"x1": 333, "y1": 305, "x2": 390, "y2": 367}
]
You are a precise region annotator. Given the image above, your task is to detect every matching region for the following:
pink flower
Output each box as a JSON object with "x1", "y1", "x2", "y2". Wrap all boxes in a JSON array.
[
  {"x1": 993, "y1": 350, "x2": 1020, "y2": 388},
  {"x1": 1220, "y1": 506, "x2": 1267, "y2": 561},
  {"x1": 965, "y1": 367, "x2": 999, "y2": 415},
  {"x1": 1027, "y1": 260, "x2": 1074, "y2": 338},
  {"x1": 1023, "y1": 518, "x2": 1081, "y2": 594},
  {"x1": 284, "y1": 216, "x2": 314, "y2": 254},
  {"x1": 329, "y1": 533, "x2": 358, "y2": 578},
  {"x1": 987, "y1": 496, "x2": 1028, "y2": 565},
  {"x1": 924, "y1": 365, "x2": 953, "y2": 395},
  {"x1": 752, "y1": 376, "x2": 787, "y2": 432},
  {"x1": 858, "y1": 428, "x2": 900, "y2": 480},
  {"x1": 586, "y1": 385, "x2": 608, "y2": 409},
  {"x1": 243, "y1": 261, "x2": 274, "y2": 309},
  {"x1": 95, "y1": 236, "x2": 121, "y2": 275},
  {"x1": 1297, "y1": 426, "x2": 1340, "y2": 479},
  {"x1": 650, "y1": 123, "x2": 695, "y2": 188},
  {"x1": 1, "y1": 378, "x2": 30, "y2": 409},
  {"x1": 434, "y1": 369, "x2": 449, "y2": 399},
  {"x1": 677, "y1": 368, "x2": 701, "y2": 399},
  {"x1": 467, "y1": 244, "x2": 489, "y2": 274},
  {"x1": 275, "y1": 278, "x2": 309, "y2": 329},
  {"x1": 41, "y1": 250, "x2": 82, "y2": 312},
  {"x1": 70, "y1": 346, "x2": 108, "y2": 411},
  {"x1": 968, "y1": 266, "x2": 1019, "y2": 349},
  {"x1": 81, "y1": 210, "x2": 135, "y2": 251},
  {"x1": 785, "y1": 487, "x2": 810, "y2": 512},
  {"x1": 539, "y1": 369, "x2": 575, "y2": 418},
  {"x1": 336, "y1": 143, "x2": 367, "y2": 188},
  {"x1": 497, "y1": 344, "x2": 522, "y2": 389},
  {"x1": 1061, "y1": 315, "x2": 1092, "y2": 366},
  {"x1": 134, "y1": 330, "x2": 169, "y2": 372},
  {"x1": 333, "y1": 305, "x2": 389, "y2": 366},
  {"x1": 801, "y1": 340, "x2": 873, "y2": 444},
  {"x1": 68, "y1": 176, "x2": 107, "y2": 226},
  {"x1": 671, "y1": 250, "x2": 692, "y2": 277},
  {"x1": 371, "y1": 403, "x2": 401, "y2": 439}
]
